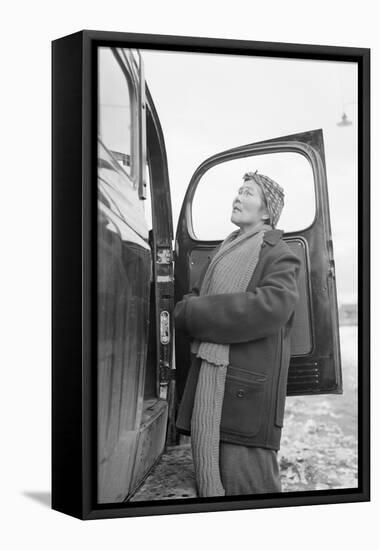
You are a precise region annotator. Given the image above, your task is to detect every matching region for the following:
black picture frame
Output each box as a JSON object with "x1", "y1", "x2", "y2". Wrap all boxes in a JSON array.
[{"x1": 52, "y1": 30, "x2": 370, "y2": 520}]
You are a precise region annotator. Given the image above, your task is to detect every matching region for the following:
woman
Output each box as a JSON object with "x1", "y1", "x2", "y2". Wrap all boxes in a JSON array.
[{"x1": 174, "y1": 170, "x2": 301, "y2": 497}]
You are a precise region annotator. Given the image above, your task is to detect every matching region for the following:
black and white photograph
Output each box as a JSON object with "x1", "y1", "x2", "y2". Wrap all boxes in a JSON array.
[
  {"x1": 3, "y1": 0, "x2": 378, "y2": 543},
  {"x1": 96, "y1": 42, "x2": 362, "y2": 505}
]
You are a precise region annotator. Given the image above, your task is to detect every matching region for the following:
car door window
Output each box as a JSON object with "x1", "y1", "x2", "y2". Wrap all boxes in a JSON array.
[
  {"x1": 98, "y1": 47, "x2": 135, "y2": 179},
  {"x1": 192, "y1": 152, "x2": 315, "y2": 240}
]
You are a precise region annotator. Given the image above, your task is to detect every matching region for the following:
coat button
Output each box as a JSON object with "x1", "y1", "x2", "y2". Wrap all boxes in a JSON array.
[{"x1": 236, "y1": 389, "x2": 245, "y2": 398}]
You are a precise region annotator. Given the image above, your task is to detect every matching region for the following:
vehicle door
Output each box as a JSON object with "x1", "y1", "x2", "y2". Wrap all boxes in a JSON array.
[
  {"x1": 174, "y1": 129, "x2": 342, "y2": 402},
  {"x1": 97, "y1": 46, "x2": 158, "y2": 504}
]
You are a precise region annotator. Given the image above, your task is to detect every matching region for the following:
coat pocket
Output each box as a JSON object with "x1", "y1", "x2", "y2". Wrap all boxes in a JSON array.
[{"x1": 221, "y1": 366, "x2": 267, "y2": 437}]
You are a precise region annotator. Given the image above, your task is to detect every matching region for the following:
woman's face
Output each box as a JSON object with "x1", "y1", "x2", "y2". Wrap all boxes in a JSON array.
[{"x1": 231, "y1": 180, "x2": 269, "y2": 231}]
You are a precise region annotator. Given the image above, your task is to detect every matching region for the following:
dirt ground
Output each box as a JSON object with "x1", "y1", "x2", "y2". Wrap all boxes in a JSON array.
[
  {"x1": 279, "y1": 325, "x2": 358, "y2": 491},
  {"x1": 132, "y1": 325, "x2": 358, "y2": 500}
]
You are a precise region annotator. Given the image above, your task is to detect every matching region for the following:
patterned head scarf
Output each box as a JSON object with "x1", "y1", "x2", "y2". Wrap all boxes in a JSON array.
[{"x1": 243, "y1": 170, "x2": 285, "y2": 228}]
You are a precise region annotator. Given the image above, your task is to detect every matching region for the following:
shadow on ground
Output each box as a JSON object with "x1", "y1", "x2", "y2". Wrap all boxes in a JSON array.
[{"x1": 22, "y1": 491, "x2": 51, "y2": 507}]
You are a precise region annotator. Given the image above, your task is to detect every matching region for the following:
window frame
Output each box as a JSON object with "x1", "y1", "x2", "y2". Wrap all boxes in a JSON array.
[{"x1": 190, "y1": 148, "x2": 318, "y2": 241}]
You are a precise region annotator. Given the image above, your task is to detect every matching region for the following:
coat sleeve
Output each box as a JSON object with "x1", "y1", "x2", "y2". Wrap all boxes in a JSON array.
[
  {"x1": 174, "y1": 248, "x2": 301, "y2": 344},
  {"x1": 173, "y1": 251, "x2": 215, "y2": 331}
]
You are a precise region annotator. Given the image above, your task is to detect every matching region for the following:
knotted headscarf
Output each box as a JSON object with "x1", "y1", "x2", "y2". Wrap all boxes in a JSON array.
[{"x1": 243, "y1": 171, "x2": 285, "y2": 228}]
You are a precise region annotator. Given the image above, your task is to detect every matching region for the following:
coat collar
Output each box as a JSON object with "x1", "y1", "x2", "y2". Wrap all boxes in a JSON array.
[{"x1": 263, "y1": 229, "x2": 284, "y2": 246}]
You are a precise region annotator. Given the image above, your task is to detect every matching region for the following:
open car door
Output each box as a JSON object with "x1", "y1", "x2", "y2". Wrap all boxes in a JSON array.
[{"x1": 175, "y1": 129, "x2": 342, "y2": 401}]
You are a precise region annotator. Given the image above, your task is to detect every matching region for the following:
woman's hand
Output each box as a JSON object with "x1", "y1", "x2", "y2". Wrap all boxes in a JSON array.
[{"x1": 173, "y1": 292, "x2": 198, "y2": 331}]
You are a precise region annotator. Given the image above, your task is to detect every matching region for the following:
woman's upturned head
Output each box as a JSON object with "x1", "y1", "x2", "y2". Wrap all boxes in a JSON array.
[{"x1": 231, "y1": 171, "x2": 284, "y2": 232}]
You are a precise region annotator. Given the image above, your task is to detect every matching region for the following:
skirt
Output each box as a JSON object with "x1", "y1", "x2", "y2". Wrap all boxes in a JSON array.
[{"x1": 219, "y1": 442, "x2": 282, "y2": 495}]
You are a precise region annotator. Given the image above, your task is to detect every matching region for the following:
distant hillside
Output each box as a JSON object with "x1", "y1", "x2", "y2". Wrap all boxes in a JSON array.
[{"x1": 339, "y1": 303, "x2": 357, "y2": 326}]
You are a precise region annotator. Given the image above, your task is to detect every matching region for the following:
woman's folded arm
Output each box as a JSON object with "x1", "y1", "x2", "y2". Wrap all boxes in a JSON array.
[{"x1": 174, "y1": 251, "x2": 301, "y2": 344}]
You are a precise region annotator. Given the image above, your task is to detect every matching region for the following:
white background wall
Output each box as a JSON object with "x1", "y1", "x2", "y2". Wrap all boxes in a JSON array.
[{"x1": 1, "y1": 1, "x2": 376, "y2": 548}]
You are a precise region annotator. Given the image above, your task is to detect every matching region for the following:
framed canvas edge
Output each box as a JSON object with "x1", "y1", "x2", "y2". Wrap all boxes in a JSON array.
[
  {"x1": 52, "y1": 31, "x2": 86, "y2": 520},
  {"x1": 52, "y1": 30, "x2": 370, "y2": 521}
]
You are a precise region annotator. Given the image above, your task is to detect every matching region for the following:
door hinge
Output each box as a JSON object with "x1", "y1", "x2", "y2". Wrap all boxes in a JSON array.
[
  {"x1": 159, "y1": 360, "x2": 175, "y2": 383},
  {"x1": 328, "y1": 260, "x2": 336, "y2": 279},
  {"x1": 156, "y1": 247, "x2": 173, "y2": 264},
  {"x1": 159, "y1": 360, "x2": 175, "y2": 399}
]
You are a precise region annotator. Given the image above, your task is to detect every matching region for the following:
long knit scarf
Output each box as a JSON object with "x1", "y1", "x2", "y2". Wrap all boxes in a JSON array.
[{"x1": 190, "y1": 223, "x2": 271, "y2": 497}]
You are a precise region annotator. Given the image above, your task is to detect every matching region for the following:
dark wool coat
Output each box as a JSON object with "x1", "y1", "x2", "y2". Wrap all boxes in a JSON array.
[{"x1": 174, "y1": 229, "x2": 301, "y2": 451}]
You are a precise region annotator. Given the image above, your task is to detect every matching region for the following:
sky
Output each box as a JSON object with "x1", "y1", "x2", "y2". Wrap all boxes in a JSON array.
[{"x1": 140, "y1": 49, "x2": 358, "y2": 306}]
